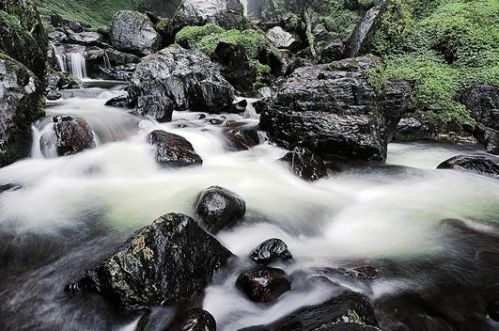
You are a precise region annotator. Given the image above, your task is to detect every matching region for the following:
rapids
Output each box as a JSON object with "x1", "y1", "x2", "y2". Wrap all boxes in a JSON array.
[{"x1": 1, "y1": 83, "x2": 499, "y2": 330}]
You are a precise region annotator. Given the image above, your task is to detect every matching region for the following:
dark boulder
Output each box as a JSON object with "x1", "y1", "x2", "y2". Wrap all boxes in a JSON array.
[
  {"x1": 110, "y1": 11, "x2": 160, "y2": 56},
  {"x1": 196, "y1": 186, "x2": 246, "y2": 234},
  {"x1": 280, "y1": 147, "x2": 328, "y2": 181},
  {"x1": 105, "y1": 94, "x2": 130, "y2": 108},
  {"x1": 238, "y1": 292, "x2": 379, "y2": 331},
  {"x1": 460, "y1": 84, "x2": 499, "y2": 155},
  {"x1": 107, "y1": 63, "x2": 137, "y2": 81},
  {"x1": 140, "y1": 0, "x2": 183, "y2": 18},
  {"x1": 394, "y1": 116, "x2": 433, "y2": 141},
  {"x1": 48, "y1": 30, "x2": 68, "y2": 44},
  {"x1": 0, "y1": 0, "x2": 48, "y2": 79},
  {"x1": 128, "y1": 47, "x2": 235, "y2": 122},
  {"x1": 180, "y1": 309, "x2": 217, "y2": 331},
  {"x1": 212, "y1": 41, "x2": 257, "y2": 94},
  {"x1": 171, "y1": 0, "x2": 245, "y2": 32},
  {"x1": 147, "y1": 130, "x2": 203, "y2": 168},
  {"x1": 259, "y1": 56, "x2": 411, "y2": 161},
  {"x1": 0, "y1": 55, "x2": 44, "y2": 166},
  {"x1": 105, "y1": 48, "x2": 140, "y2": 67},
  {"x1": 224, "y1": 123, "x2": 260, "y2": 151},
  {"x1": 437, "y1": 155, "x2": 499, "y2": 178},
  {"x1": 236, "y1": 267, "x2": 291, "y2": 303},
  {"x1": 320, "y1": 40, "x2": 345, "y2": 63},
  {"x1": 51, "y1": 116, "x2": 96, "y2": 156},
  {"x1": 249, "y1": 238, "x2": 292, "y2": 266},
  {"x1": 343, "y1": 0, "x2": 387, "y2": 58},
  {"x1": 67, "y1": 213, "x2": 234, "y2": 310}
]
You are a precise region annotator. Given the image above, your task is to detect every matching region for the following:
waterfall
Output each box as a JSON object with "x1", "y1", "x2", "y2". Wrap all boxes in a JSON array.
[{"x1": 52, "y1": 44, "x2": 88, "y2": 80}]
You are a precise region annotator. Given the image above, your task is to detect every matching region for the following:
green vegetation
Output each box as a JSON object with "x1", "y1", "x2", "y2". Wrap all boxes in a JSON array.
[
  {"x1": 175, "y1": 24, "x2": 225, "y2": 49},
  {"x1": 369, "y1": 0, "x2": 499, "y2": 132},
  {"x1": 37, "y1": 0, "x2": 142, "y2": 27},
  {"x1": 249, "y1": 60, "x2": 271, "y2": 76},
  {"x1": 198, "y1": 28, "x2": 268, "y2": 59}
]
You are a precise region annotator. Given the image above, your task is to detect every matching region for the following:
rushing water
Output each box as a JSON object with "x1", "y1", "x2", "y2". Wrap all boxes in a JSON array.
[{"x1": 1, "y1": 83, "x2": 499, "y2": 330}]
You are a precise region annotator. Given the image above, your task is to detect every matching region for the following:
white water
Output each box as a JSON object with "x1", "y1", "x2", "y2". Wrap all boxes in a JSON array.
[
  {"x1": 1, "y1": 85, "x2": 499, "y2": 330},
  {"x1": 53, "y1": 45, "x2": 88, "y2": 79}
]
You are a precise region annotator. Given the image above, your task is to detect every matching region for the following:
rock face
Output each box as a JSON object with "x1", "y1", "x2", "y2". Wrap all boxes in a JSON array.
[
  {"x1": 249, "y1": 238, "x2": 293, "y2": 265},
  {"x1": 0, "y1": 55, "x2": 43, "y2": 166},
  {"x1": 128, "y1": 47, "x2": 235, "y2": 122},
  {"x1": 172, "y1": 0, "x2": 245, "y2": 31},
  {"x1": 280, "y1": 147, "x2": 328, "y2": 181},
  {"x1": 0, "y1": 0, "x2": 48, "y2": 79},
  {"x1": 52, "y1": 116, "x2": 96, "y2": 156},
  {"x1": 239, "y1": 292, "x2": 379, "y2": 331},
  {"x1": 67, "y1": 213, "x2": 233, "y2": 310},
  {"x1": 195, "y1": 186, "x2": 246, "y2": 233},
  {"x1": 147, "y1": 130, "x2": 203, "y2": 167},
  {"x1": 343, "y1": 0, "x2": 387, "y2": 58},
  {"x1": 259, "y1": 57, "x2": 411, "y2": 161},
  {"x1": 236, "y1": 267, "x2": 291, "y2": 303},
  {"x1": 437, "y1": 155, "x2": 499, "y2": 178},
  {"x1": 110, "y1": 11, "x2": 160, "y2": 56},
  {"x1": 460, "y1": 84, "x2": 499, "y2": 155}
]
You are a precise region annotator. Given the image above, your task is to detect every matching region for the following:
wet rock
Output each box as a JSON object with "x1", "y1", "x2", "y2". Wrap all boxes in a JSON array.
[
  {"x1": 224, "y1": 124, "x2": 260, "y2": 151},
  {"x1": 67, "y1": 213, "x2": 234, "y2": 310},
  {"x1": 260, "y1": 56, "x2": 411, "y2": 161},
  {"x1": 105, "y1": 48, "x2": 140, "y2": 66},
  {"x1": 280, "y1": 147, "x2": 328, "y2": 181},
  {"x1": 0, "y1": 55, "x2": 44, "y2": 166},
  {"x1": 212, "y1": 41, "x2": 257, "y2": 94},
  {"x1": 487, "y1": 300, "x2": 499, "y2": 321},
  {"x1": 394, "y1": 116, "x2": 433, "y2": 141},
  {"x1": 196, "y1": 186, "x2": 246, "y2": 234},
  {"x1": 238, "y1": 291, "x2": 379, "y2": 331},
  {"x1": 128, "y1": 47, "x2": 235, "y2": 122},
  {"x1": 437, "y1": 155, "x2": 499, "y2": 178},
  {"x1": 107, "y1": 63, "x2": 137, "y2": 81},
  {"x1": 236, "y1": 267, "x2": 291, "y2": 303},
  {"x1": 313, "y1": 265, "x2": 381, "y2": 283},
  {"x1": 110, "y1": 11, "x2": 160, "y2": 56},
  {"x1": 343, "y1": 0, "x2": 387, "y2": 58},
  {"x1": 0, "y1": 0, "x2": 48, "y2": 79},
  {"x1": 172, "y1": 0, "x2": 245, "y2": 32},
  {"x1": 147, "y1": 130, "x2": 203, "y2": 168},
  {"x1": 45, "y1": 70, "x2": 83, "y2": 90},
  {"x1": 48, "y1": 30, "x2": 68, "y2": 43},
  {"x1": 266, "y1": 26, "x2": 299, "y2": 50},
  {"x1": 46, "y1": 90, "x2": 62, "y2": 101},
  {"x1": 320, "y1": 40, "x2": 345, "y2": 63},
  {"x1": 180, "y1": 309, "x2": 217, "y2": 331},
  {"x1": 250, "y1": 238, "x2": 293, "y2": 266},
  {"x1": 0, "y1": 184, "x2": 21, "y2": 194},
  {"x1": 460, "y1": 84, "x2": 499, "y2": 155},
  {"x1": 68, "y1": 32, "x2": 102, "y2": 46},
  {"x1": 105, "y1": 94, "x2": 129, "y2": 108},
  {"x1": 52, "y1": 116, "x2": 96, "y2": 156}
]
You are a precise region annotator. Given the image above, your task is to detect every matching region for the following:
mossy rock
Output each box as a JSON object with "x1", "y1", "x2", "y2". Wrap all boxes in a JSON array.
[
  {"x1": 0, "y1": 0, "x2": 48, "y2": 79},
  {"x1": 198, "y1": 29, "x2": 268, "y2": 59},
  {"x1": 175, "y1": 23, "x2": 225, "y2": 49},
  {"x1": 0, "y1": 53, "x2": 45, "y2": 166}
]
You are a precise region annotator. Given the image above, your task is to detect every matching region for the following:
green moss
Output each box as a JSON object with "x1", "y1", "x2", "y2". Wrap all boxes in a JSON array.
[
  {"x1": 175, "y1": 24, "x2": 225, "y2": 49},
  {"x1": 37, "y1": 0, "x2": 142, "y2": 27},
  {"x1": 198, "y1": 29, "x2": 267, "y2": 59},
  {"x1": 249, "y1": 60, "x2": 271, "y2": 75}
]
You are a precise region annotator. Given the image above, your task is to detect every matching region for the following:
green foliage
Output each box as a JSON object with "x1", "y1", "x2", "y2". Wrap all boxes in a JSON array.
[
  {"x1": 249, "y1": 60, "x2": 271, "y2": 75},
  {"x1": 37, "y1": 0, "x2": 142, "y2": 27},
  {"x1": 198, "y1": 29, "x2": 267, "y2": 59},
  {"x1": 175, "y1": 24, "x2": 225, "y2": 49}
]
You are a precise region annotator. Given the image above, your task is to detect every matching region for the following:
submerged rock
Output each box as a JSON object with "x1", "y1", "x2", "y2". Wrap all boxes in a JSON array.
[
  {"x1": 128, "y1": 47, "x2": 235, "y2": 122},
  {"x1": 223, "y1": 121, "x2": 260, "y2": 151},
  {"x1": 259, "y1": 56, "x2": 411, "y2": 161},
  {"x1": 0, "y1": 55, "x2": 44, "y2": 166},
  {"x1": 52, "y1": 116, "x2": 96, "y2": 156},
  {"x1": 280, "y1": 147, "x2": 328, "y2": 181},
  {"x1": 196, "y1": 186, "x2": 246, "y2": 233},
  {"x1": 239, "y1": 291, "x2": 379, "y2": 331},
  {"x1": 110, "y1": 11, "x2": 160, "y2": 56},
  {"x1": 250, "y1": 238, "x2": 293, "y2": 266},
  {"x1": 147, "y1": 130, "x2": 203, "y2": 168},
  {"x1": 437, "y1": 155, "x2": 499, "y2": 178},
  {"x1": 180, "y1": 309, "x2": 217, "y2": 331},
  {"x1": 105, "y1": 94, "x2": 129, "y2": 108},
  {"x1": 460, "y1": 84, "x2": 499, "y2": 155},
  {"x1": 67, "y1": 213, "x2": 233, "y2": 310},
  {"x1": 236, "y1": 267, "x2": 291, "y2": 303}
]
